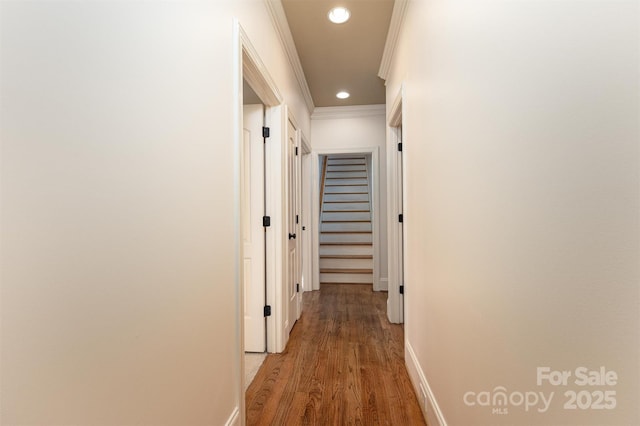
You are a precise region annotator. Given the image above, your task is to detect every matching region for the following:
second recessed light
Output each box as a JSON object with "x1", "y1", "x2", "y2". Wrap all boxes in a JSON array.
[
  {"x1": 336, "y1": 91, "x2": 350, "y2": 99},
  {"x1": 328, "y1": 7, "x2": 351, "y2": 24}
]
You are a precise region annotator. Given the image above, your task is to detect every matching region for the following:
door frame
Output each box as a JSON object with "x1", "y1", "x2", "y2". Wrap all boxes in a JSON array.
[
  {"x1": 234, "y1": 20, "x2": 288, "y2": 423},
  {"x1": 386, "y1": 86, "x2": 405, "y2": 324},
  {"x1": 241, "y1": 103, "x2": 267, "y2": 353},
  {"x1": 300, "y1": 134, "x2": 312, "y2": 294},
  {"x1": 282, "y1": 111, "x2": 303, "y2": 339},
  {"x1": 311, "y1": 146, "x2": 381, "y2": 291}
]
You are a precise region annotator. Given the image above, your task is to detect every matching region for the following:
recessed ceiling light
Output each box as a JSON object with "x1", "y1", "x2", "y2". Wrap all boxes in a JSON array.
[
  {"x1": 328, "y1": 7, "x2": 351, "y2": 24},
  {"x1": 336, "y1": 91, "x2": 350, "y2": 99}
]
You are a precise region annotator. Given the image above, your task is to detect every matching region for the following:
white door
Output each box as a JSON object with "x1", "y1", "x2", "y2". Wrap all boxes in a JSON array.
[
  {"x1": 285, "y1": 118, "x2": 300, "y2": 335},
  {"x1": 243, "y1": 104, "x2": 266, "y2": 352}
]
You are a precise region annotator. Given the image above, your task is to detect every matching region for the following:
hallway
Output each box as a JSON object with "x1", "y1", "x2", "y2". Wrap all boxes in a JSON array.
[{"x1": 246, "y1": 284, "x2": 426, "y2": 425}]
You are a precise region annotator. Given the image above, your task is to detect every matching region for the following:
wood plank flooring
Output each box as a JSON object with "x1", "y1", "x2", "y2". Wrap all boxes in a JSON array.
[{"x1": 246, "y1": 284, "x2": 426, "y2": 426}]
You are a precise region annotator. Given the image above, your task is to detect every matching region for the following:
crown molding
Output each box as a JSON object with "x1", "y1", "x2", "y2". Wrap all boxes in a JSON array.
[
  {"x1": 311, "y1": 104, "x2": 386, "y2": 120},
  {"x1": 264, "y1": 0, "x2": 315, "y2": 114},
  {"x1": 378, "y1": 0, "x2": 409, "y2": 82}
]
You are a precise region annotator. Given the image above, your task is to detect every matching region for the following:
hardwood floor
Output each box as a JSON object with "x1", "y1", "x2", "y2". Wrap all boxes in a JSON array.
[{"x1": 246, "y1": 284, "x2": 426, "y2": 426}]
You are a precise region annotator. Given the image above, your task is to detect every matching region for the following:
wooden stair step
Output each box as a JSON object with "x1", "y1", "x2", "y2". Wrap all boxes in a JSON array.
[
  {"x1": 324, "y1": 192, "x2": 368, "y2": 195},
  {"x1": 321, "y1": 231, "x2": 372, "y2": 234},
  {"x1": 323, "y1": 212, "x2": 370, "y2": 215},
  {"x1": 320, "y1": 242, "x2": 372, "y2": 246},
  {"x1": 322, "y1": 219, "x2": 371, "y2": 223},
  {"x1": 320, "y1": 255, "x2": 373, "y2": 259},
  {"x1": 320, "y1": 268, "x2": 373, "y2": 274},
  {"x1": 323, "y1": 200, "x2": 369, "y2": 204}
]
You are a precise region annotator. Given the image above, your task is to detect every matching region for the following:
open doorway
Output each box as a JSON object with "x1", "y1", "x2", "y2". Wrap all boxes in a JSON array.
[
  {"x1": 318, "y1": 153, "x2": 374, "y2": 286},
  {"x1": 236, "y1": 25, "x2": 309, "y2": 421},
  {"x1": 236, "y1": 24, "x2": 285, "y2": 419},
  {"x1": 242, "y1": 81, "x2": 267, "y2": 387},
  {"x1": 311, "y1": 147, "x2": 382, "y2": 292}
]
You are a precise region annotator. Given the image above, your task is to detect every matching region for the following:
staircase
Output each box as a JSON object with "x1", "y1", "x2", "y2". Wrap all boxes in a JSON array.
[{"x1": 319, "y1": 155, "x2": 373, "y2": 285}]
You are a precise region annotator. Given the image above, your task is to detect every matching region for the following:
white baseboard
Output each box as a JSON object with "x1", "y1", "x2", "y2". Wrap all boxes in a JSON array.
[
  {"x1": 379, "y1": 277, "x2": 388, "y2": 291},
  {"x1": 225, "y1": 407, "x2": 240, "y2": 426},
  {"x1": 405, "y1": 341, "x2": 447, "y2": 426}
]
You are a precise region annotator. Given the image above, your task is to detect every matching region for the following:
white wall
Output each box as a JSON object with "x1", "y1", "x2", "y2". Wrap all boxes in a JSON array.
[
  {"x1": 311, "y1": 106, "x2": 388, "y2": 289},
  {"x1": 386, "y1": 1, "x2": 639, "y2": 425},
  {"x1": 0, "y1": 1, "x2": 310, "y2": 424}
]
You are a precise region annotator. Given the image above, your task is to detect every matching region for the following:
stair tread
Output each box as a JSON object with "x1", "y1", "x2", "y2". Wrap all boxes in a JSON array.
[
  {"x1": 324, "y1": 192, "x2": 368, "y2": 195},
  {"x1": 320, "y1": 242, "x2": 372, "y2": 246},
  {"x1": 322, "y1": 219, "x2": 371, "y2": 223},
  {"x1": 320, "y1": 268, "x2": 373, "y2": 274},
  {"x1": 320, "y1": 255, "x2": 373, "y2": 259},
  {"x1": 321, "y1": 231, "x2": 372, "y2": 234},
  {"x1": 324, "y1": 200, "x2": 369, "y2": 203}
]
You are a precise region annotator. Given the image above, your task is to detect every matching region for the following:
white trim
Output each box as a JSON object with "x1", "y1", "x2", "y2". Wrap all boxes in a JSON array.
[
  {"x1": 232, "y1": 20, "x2": 245, "y2": 426},
  {"x1": 240, "y1": 27, "x2": 283, "y2": 107},
  {"x1": 388, "y1": 91, "x2": 403, "y2": 127},
  {"x1": 300, "y1": 131, "x2": 312, "y2": 154},
  {"x1": 300, "y1": 132, "x2": 313, "y2": 295},
  {"x1": 379, "y1": 277, "x2": 388, "y2": 291},
  {"x1": 266, "y1": 105, "x2": 287, "y2": 353},
  {"x1": 378, "y1": 0, "x2": 409, "y2": 81},
  {"x1": 311, "y1": 147, "x2": 381, "y2": 292},
  {"x1": 225, "y1": 407, "x2": 241, "y2": 426},
  {"x1": 264, "y1": 0, "x2": 315, "y2": 113},
  {"x1": 386, "y1": 86, "x2": 404, "y2": 324},
  {"x1": 405, "y1": 341, "x2": 447, "y2": 426},
  {"x1": 312, "y1": 104, "x2": 386, "y2": 120}
]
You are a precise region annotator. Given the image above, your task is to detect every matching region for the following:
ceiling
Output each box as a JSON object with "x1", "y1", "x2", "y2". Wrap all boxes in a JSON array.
[{"x1": 280, "y1": 0, "x2": 394, "y2": 108}]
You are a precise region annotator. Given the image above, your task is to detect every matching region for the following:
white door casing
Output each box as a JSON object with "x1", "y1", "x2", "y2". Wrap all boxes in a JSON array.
[
  {"x1": 242, "y1": 104, "x2": 266, "y2": 352},
  {"x1": 285, "y1": 117, "x2": 301, "y2": 337},
  {"x1": 300, "y1": 135, "x2": 312, "y2": 293},
  {"x1": 396, "y1": 127, "x2": 405, "y2": 323},
  {"x1": 386, "y1": 88, "x2": 404, "y2": 324}
]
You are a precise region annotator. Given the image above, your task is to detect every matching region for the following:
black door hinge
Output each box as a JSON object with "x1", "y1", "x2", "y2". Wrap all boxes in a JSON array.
[
  {"x1": 296, "y1": 214, "x2": 299, "y2": 224},
  {"x1": 296, "y1": 283, "x2": 300, "y2": 293},
  {"x1": 295, "y1": 147, "x2": 299, "y2": 156},
  {"x1": 398, "y1": 142, "x2": 403, "y2": 152},
  {"x1": 263, "y1": 216, "x2": 271, "y2": 227},
  {"x1": 399, "y1": 214, "x2": 403, "y2": 223},
  {"x1": 264, "y1": 305, "x2": 272, "y2": 317},
  {"x1": 399, "y1": 285, "x2": 404, "y2": 294},
  {"x1": 262, "y1": 127, "x2": 270, "y2": 138}
]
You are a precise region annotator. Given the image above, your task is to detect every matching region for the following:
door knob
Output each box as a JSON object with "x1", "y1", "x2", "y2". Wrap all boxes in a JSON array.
[{"x1": 289, "y1": 233, "x2": 296, "y2": 240}]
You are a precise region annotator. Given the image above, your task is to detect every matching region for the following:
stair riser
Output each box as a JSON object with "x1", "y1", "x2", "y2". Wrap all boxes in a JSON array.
[
  {"x1": 320, "y1": 258, "x2": 373, "y2": 269},
  {"x1": 320, "y1": 245, "x2": 373, "y2": 256},
  {"x1": 327, "y1": 159, "x2": 365, "y2": 166},
  {"x1": 321, "y1": 222, "x2": 371, "y2": 232},
  {"x1": 326, "y1": 171, "x2": 367, "y2": 178},
  {"x1": 322, "y1": 212, "x2": 371, "y2": 222},
  {"x1": 320, "y1": 233, "x2": 372, "y2": 243},
  {"x1": 323, "y1": 203, "x2": 370, "y2": 212},
  {"x1": 324, "y1": 193, "x2": 369, "y2": 202},
  {"x1": 324, "y1": 185, "x2": 368, "y2": 193},
  {"x1": 325, "y1": 179, "x2": 368, "y2": 185},
  {"x1": 327, "y1": 165, "x2": 366, "y2": 172},
  {"x1": 320, "y1": 273, "x2": 373, "y2": 284}
]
